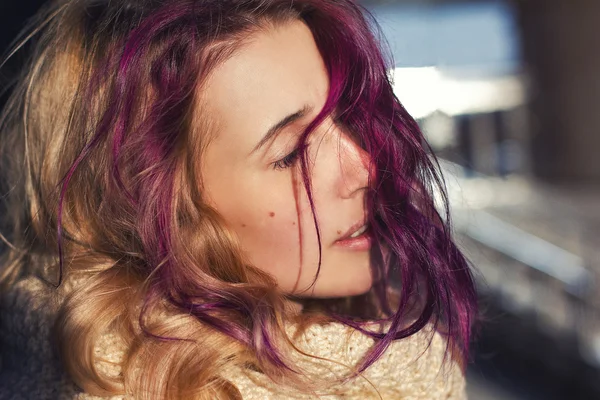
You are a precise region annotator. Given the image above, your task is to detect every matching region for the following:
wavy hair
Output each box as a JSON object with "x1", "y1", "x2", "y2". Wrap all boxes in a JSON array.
[{"x1": 0, "y1": 0, "x2": 477, "y2": 398}]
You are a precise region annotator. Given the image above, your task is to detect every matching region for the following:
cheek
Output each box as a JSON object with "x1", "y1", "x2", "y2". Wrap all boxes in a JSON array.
[
  {"x1": 210, "y1": 177, "x2": 303, "y2": 270},
  {"x1": 241, "y1": 210, "x2": 299, "y2": 255},
  {"x1": 233, "y1": 202, "x2": 308, "y2": 286},
  {"x1": 203, "y1": 165, "x2": 327, "y2": 292}
]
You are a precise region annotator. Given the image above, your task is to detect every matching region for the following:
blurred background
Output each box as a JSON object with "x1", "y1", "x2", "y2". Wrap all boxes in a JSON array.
[
  {"x1": 1, "y1": 0, "x2": 599, "y2": 399},
  {"x1": 363, "y1": 0, "x2": 600, "y2": 399}
]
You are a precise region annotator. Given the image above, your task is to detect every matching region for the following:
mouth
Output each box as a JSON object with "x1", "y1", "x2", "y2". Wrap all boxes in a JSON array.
[
  {"x1": 348, "y1": 223, "x2": 368, "y2": 238},
  {"x1": 337, "y1": 219, "x2": 368, "y2": 241},
  {"x1": 334, "y1": 219, "x2": 372, "y2": 251}
]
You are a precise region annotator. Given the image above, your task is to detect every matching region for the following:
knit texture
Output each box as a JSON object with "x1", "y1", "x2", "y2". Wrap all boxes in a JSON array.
[{"x1": 0, "y1": 277, "x2": 466, "y2": 399}]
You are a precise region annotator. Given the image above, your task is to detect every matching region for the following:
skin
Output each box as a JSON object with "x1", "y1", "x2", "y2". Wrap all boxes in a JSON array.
[{"x1": 200, "y1": 20, "x2": 373, "y2": 298}]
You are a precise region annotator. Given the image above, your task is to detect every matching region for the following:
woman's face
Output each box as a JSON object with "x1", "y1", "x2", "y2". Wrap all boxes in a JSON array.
[{"x1": 200, "y1": 20, "x2": 374, "y2": 298}]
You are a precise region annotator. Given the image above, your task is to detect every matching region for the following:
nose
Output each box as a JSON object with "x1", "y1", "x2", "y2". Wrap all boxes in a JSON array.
[{"x1": 336, "y1": 128, "x2": 374, "y2": 199}]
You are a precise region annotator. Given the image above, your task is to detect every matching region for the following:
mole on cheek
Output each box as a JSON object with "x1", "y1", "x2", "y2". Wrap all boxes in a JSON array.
[
  {"x1": 337, "y1": 230, "x2": 342, "y2": 235},
  {"x1": 241, "y1": 224, "x2": 247, "y2": 228},
  {"x1": 269, "y1": 212, "x2": 275, "y2": 217}
]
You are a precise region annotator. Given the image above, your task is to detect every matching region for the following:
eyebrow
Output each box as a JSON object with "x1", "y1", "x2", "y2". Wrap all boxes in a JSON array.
[{"x1": 250, "y1": 105, "x2": 312, "y2": 155}]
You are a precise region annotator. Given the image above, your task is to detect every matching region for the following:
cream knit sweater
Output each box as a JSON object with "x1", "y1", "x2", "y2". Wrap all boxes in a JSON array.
[{"x1": 0, "y1": 277, "x2": 466, "y2": 399}]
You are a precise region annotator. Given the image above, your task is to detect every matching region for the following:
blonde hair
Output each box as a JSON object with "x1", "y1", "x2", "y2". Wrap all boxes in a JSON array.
[
  {"x1": 0, "y1": 0, "x2": 477, "y2": 398},
  {"x1": 0, "y1": 1, "x2": 312, "y2": 398}
]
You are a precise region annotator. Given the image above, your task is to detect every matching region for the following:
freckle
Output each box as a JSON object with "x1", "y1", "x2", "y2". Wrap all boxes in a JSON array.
[
  {"x1": 241, "y1": 224, "x2": 247, "y2": 228},
  {"x1": 337, "y1": 230, "x2": 342, "y2": 235},
  {"x1": 269, "y1": 212, "x2": 275, "y2": 217},
  {"x1": 292, "y1": 222, "x2": 296, "y2": 226}
]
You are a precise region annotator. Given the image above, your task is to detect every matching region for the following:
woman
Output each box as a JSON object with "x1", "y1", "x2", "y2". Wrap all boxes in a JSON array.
[{"x1": 0, "y1": 0, "x2": 477, "y2": 398}]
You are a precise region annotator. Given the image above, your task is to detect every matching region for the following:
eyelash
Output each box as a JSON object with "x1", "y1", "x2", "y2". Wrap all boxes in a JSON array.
[
  {"x1": 272, "y1": 143, "x2": 307, "y2": 170},
  {"x1": 270, "y1": 115, "x2": 347, "y2": 171}
]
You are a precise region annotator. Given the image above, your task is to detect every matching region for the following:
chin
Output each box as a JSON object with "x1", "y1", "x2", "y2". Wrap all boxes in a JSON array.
[
  {"x1": 342, "y1": 261, "x2": 375, "y2": 296},
  {"x1": 345, "y1": 277, "x2": 374, "y2": 297},
  {"x1": 283, "y1": 260, "x2": 374, "y2": 298},
  {"x1": 321, "y1": 270, "x2": 374, "y2": 298}
]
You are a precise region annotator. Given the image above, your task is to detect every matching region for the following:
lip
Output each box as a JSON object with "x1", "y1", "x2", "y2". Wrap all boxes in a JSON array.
[
  {"x1": 334, "y1": 219, "x2": 372, "y2": 251},
  {"x1": 337, "y1": 219, "x2": 368, "y2": 241}
]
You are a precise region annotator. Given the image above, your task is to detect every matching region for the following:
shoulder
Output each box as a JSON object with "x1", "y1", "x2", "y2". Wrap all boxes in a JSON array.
[
  {"x1": 299, "y1": 322, "x2": 467, "y2": 399},
  {"x1": 0, "y1": 276, "x2": 82, "y2": 399},
  {"x1": 367, "y1": 324, "x2": 466, "y2": 399},
  {"x1": 6, "y1": 280, "x2": 465, "y2": 400},
  {"x1": 0, "y1": 275, "x2": 130, "y2": 399},
  {"x1": 225, "y1": 321, "x2": 466, "y2": 399}
]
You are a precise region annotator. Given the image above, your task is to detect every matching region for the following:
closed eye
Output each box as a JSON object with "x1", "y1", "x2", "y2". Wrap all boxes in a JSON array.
[{"x1": 272, "y1": 143, "x2": 308, "y2": 170}]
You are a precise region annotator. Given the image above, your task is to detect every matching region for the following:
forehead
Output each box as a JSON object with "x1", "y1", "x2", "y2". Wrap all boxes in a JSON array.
[{"x1": 199, "y1": 20, "x2": 329, "y2": 152}]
